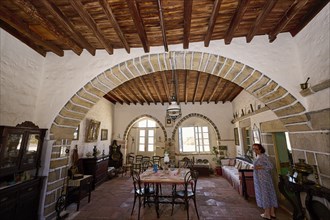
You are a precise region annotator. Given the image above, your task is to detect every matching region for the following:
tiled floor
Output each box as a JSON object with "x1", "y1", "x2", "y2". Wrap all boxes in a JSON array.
[{"x1": 66, "y1": 175, "x2": 292, "y2": 220}]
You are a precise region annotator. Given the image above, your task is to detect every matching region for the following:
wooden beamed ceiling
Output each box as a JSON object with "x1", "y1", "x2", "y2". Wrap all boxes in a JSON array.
[
  {"x1": 0, "y1": 0, "x2": 328, "y2": 57},
  {"x1": 1, "y1": 0, "x2": 328, "y2": 105},
  {"x1": 104, "y1": 70, "x2": 243, "y2": 105}
]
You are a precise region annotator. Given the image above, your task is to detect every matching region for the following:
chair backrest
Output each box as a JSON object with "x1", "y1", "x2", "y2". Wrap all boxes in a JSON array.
[
  {"x1": 135, "y1": 155, "x2": 143, "y2": 163},
  {"x1": 141, "y1": 160, "x2": 153, "y2": 172},
  {"x1": 127, "y1": 154, "x2": 135, "y2": 164},
  {"x1": 152, "y1": 156, "x2": 161, "y2": 165},
  {"x1": 142, "y1": 156, "x2": 150, "y2": 162},
  {"x1": 184, "y1": 170, "x2": 198, "y2": 194}
]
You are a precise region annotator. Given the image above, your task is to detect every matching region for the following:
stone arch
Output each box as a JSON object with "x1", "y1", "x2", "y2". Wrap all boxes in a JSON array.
[
  {"x1": 122, "y1": 114, "x2": 167, "y2": 142},
  {"x1": 50, "y1": 51, "x2": 309, "y2": 140},
  {"x1": 45, "y1": 51, "x2": 310, "y2": 218},
  {"x1": 170, "y1": 113, "x2": 221, "y2": 144}
]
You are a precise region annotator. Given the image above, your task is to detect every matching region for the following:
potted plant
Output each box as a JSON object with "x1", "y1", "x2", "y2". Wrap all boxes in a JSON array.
[{"x1": 212, "y1": 146, "x2": 223, "y2": 176}]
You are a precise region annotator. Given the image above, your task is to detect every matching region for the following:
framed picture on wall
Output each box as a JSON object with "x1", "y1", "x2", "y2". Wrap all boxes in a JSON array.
[
  {"x1": 86, "y1": 119, "x2": 101, "y2": 142},
  {"x1": 101, "y1": 129, "x2": 108, "y2": 141},
  {"x1": 234, "y1": 128, "x2": 239, "y2": 145},
  {"x1": 165, "y1": 116, "x2": 173, "y2": 127}
]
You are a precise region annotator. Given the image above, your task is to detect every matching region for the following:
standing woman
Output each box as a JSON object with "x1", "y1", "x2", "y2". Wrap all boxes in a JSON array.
[{"x1": 253, "y1": 143, "x2": 278, "y2": 219}]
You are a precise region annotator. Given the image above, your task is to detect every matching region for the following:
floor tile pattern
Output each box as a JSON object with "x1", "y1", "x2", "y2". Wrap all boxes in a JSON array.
[{"x1": 66, "y1": 175, "x2": 292, "y2": 220}]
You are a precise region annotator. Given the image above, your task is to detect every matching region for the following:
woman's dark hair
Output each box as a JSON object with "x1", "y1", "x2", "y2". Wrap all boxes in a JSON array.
[{"x1": 253, "y1": 143, "x2": 265, "y2": 153}]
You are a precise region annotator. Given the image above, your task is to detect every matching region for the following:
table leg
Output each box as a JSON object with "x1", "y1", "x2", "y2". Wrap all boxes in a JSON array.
[{"x1": 155, "y1": 183, "x2": 160, "y2": 218}]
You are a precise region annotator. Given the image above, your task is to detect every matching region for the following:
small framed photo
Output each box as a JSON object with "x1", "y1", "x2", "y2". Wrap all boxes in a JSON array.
[
  {"x1": 234, "y1": 128, "x2": 239, "y2": 145},
  {"x1": 101, "y1": 129, "x2": 108, "y2": 141},
  {"x1": 165, "y1": 117, "x2": 173, "y2": 127}
]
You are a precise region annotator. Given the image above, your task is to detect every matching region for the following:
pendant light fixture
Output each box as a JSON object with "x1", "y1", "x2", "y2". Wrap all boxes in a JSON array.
[{"x1": 166, "y1": 53, "x2": 181, "y2": 121}]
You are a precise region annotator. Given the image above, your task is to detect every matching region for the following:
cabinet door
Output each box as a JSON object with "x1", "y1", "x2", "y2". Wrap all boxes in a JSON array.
[
  {"x1": 20, "y1": 130, "x2": 42, "y2": 171},
  {"x1": 0, "y1": 128, "x2": 24, "y2": 176}
]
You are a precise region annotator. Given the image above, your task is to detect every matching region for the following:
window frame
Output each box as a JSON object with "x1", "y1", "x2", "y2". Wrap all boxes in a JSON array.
[
  {"x1": 179, "y1": 125, "x2": 211, "y2": 153},
  {"x1": 137, "y1": 119, "x2": 156, "y2": 152}
]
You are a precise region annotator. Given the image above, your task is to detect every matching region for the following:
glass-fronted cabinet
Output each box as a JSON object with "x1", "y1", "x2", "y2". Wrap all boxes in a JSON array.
[{"x1": 0, "y1": 121, "x2": 47, "y2": 184}]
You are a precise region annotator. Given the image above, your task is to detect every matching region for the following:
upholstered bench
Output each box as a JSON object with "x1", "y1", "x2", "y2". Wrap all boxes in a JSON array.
[{"x1": 221, "y1": 157, "x2": 255, "y2": 199}]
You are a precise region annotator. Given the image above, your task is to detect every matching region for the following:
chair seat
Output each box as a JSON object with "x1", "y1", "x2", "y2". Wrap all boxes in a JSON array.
[
  {"x1": 135, "y1": 187, "x2": 155, "y2": 196},
  {"x1": 176, "y1": 190, "x2": 194, "y2": 198}
]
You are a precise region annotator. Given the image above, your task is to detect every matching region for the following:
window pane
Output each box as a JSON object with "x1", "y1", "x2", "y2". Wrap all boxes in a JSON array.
[
  {"x1": 148, "y1": 130, "x2": 154, "y2": 136},
  {"x1": 181, "y1": 127, "x2": 195, "y2": 152},
  {"x1": 147, "y1": 120, "x2": 156, "y2": 127},
  {"x1": 147, "y1": 144, "x2": 153, "y2": 151},
  {"x1": 148, "y1": 137, "x2": 154, "y2": 144},
  {"x1": 138, "y1": 120, "x2": 147, "y2": 127},
  {"x1": 139, "y1": 144, "x2": 145, "y2": 151},
  {"x1": 139, "y1": 130, "x2": 145, "y2": 136}
]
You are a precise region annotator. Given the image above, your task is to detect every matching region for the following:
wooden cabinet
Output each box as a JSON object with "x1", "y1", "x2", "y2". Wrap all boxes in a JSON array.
[
  {"x1": 79, "y1": 155, "x2": 109, "y2": 189},
  {"x1": 0, "y1": 121, "x2": 46, "y2": 220}
]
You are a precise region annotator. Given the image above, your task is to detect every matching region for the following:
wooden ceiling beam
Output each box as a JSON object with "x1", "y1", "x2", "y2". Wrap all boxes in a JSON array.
[
  {"x1": 99, "y1": 0, "x2": 130, "y2": 53},
  {"x1": 183, "y1": 0, "x2": 193, "y2": 49},
  {"x1": 246, "y1": 0, "x2": 277, "y2": 43},
  {"x1": 130, "y1": 80, "x2": 150, "y2": 105},
  {"x1": 139, "y1": 77, "x2": 156, "y2": 104},
  {"x1": 184, "y1": 70, "x2": 189, "y2": 104},
  {"x1": 225, "y1": 0, "x2": 250, "y2": 45},
  {"x1": 0, "y1": 7, "x2": 64, "y2": 56},
  {"x1": 156, "y1": 0, "x2": 168, "y2": 52},
  {"x1": 126, "y1": 0, "x2": 150, "y2": 53},
  {"x1": 268, "y1": 0, "x2": 309, "y2": 42},
  {"x1": 161, "y1": 71, "x2": 170, "y2": 103},
  {"x1": 228, "y1": 87, "x2": 243, "y2": 102},
  {"x1": 200, "y1": 74, "x2": 211, "y2": 104},
  {"x1": 192, "y1": 71, "x2": 201, "y2": 104},
  {"x1": 12, "y1": 0, "x2": 83, "y2": 55},
  {"x1": 114, "y1": 89, "x2": 132, "y2": 105},
  {"x1": 120, "y1": 87, "x2": 137, "y2": 105},
  {"x1": 208, "y1": 77, "x2": 222, "y2": 103},
  {"x1": 105, "y1": 93, "x2": 123, "y2": 105},
  {"x1": 290, "y1": 0, "x2": 330, "y2": 37},
  {"x1": 40, "y1": 0, "x2": 96, "y2": 56},
  {"x1": 221, "y1": 86, "x2": 235, "y2": 103},
  {"x1": 151, "y1": 75, "x2": 164, "y2": 105},
  {"x1": 0, "y1": 20, "x2": 47, "y2": 57},
  {"x1": 126, "y1": 82, "x2": 143, "y2": 105},
  {"x1": 204, "y1": 0, "x2": 222, "y2": 47},
  {"x1": 69, "y1": 0, "x2": 113, "y2": 55},
  {"x1": 215, "y1": 80, "x2": 229, "y2": 103}
]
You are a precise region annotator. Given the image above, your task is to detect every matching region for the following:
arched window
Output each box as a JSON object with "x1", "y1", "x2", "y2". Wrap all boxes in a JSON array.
[{"x1": 137, "y1": 118, "x2": 156, "y2": 152}]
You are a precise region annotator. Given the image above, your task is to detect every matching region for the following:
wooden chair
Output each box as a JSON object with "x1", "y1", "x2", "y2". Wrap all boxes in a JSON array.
[
  {"x1": 141, "y1": 161, "x2": 153, "y2": 172},
  {"x1": 135, "y1": 155, "x2": 143, "y2": 164},
  {"x1": 171, "y1": 170, "x2": 199, "y2": 220},
  {"x1": 152, "y1": 156, "x2": 161, "y2": 166},
  {"x1": 131, "y1": 171, "x2": 155, "y2": 220},
  {"x1": 122, "y1": 154, "x2": 135, "y2": 176},
  {"x1": 142, "y1": 156, "x2": 150, "y2": 163}
]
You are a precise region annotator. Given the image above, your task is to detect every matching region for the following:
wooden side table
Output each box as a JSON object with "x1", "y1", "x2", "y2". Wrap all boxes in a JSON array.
[{"x1": 67, "y1": 175, "x2": 92, "y2": 211}]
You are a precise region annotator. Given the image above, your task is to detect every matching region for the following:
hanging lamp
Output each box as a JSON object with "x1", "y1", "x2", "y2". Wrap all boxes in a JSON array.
[{"x1": 166, "y1": 53, "x2": 181, "y2": 121}]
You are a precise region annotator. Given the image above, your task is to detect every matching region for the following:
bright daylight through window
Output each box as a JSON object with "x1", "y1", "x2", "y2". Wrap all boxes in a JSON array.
[
  {"x1": 179, "y1": 126, "x2": 210, "y2": 153},
  {"x1": 138, "y1": 119, "x2": 156, "y2": 152}
]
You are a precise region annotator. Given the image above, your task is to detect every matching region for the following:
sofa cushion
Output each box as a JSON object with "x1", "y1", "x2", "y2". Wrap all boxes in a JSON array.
[{"x1": 229, "y1": 158, "x2": 236, "y2": 166}]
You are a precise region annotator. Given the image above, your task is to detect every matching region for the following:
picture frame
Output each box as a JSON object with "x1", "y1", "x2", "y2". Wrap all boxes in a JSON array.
[
  {"x1": 165, "y1": 116, "x2": 173, "y2": 127},
  {"x1": 86, "y1": 119, "x2": 101, "y2": 142},
  {"x1": 73, "y1": 125, "x2": 80, "y2": 140},
  {"x1": 101, "y1": 129, "x2": 108, "y2": 141},
  {"x1": 234, "y1": 128, "x2": 239, "y2": 145}
]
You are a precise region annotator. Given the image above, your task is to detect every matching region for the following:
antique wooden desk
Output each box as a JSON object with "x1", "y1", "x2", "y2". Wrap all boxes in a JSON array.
[
  {"x1": 140, "y1": 168, "x2": 189, "y2": 218},
  {"x1": 67, "y1": 175, "x2": 93, "y2": 211}
]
